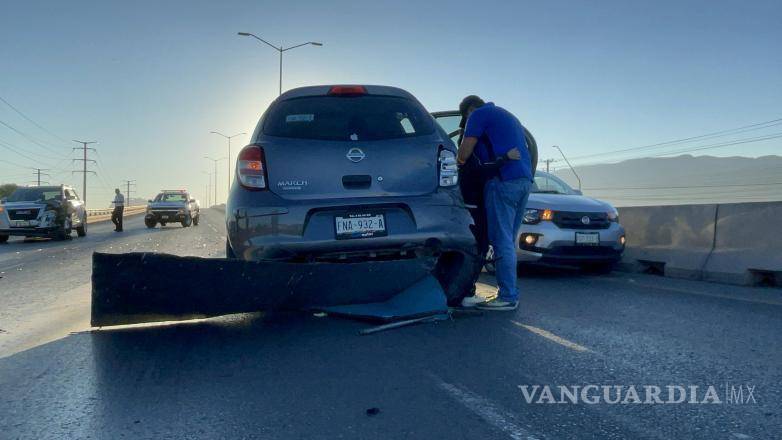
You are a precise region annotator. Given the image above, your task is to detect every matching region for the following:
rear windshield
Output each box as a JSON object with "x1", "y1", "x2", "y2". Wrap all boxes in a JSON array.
[
  {"x1": 7, "y1": 187, "x2": 61, "y2": 202},
  {"x1": 262, "y1": 95, "x2": 435, "y2": 141}
]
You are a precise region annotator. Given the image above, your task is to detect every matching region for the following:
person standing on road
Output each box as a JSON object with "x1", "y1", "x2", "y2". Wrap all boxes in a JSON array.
[
  {"x1": 111, "y1": 188, "x2": 125, "y2": 232},
  {"x1": 457, "y1": 95, "x2": 533, "y2": 311}
]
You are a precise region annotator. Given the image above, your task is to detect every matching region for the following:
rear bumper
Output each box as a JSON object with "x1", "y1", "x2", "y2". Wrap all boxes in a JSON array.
[
  {"x1": 516, "y1": 221, "x2": 625, "y2": 265},
  {"x1": 226, "y1": 189, "x2": 476, "y2": 261}
]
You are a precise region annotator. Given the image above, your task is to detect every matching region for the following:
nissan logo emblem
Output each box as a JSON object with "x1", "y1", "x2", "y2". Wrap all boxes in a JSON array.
[
  {"x1": 346, "y1": 147, "x2": 365, "y2": 163},
  {"x1": 581, "y1": 215, "x2": 591, "y2": 225}
]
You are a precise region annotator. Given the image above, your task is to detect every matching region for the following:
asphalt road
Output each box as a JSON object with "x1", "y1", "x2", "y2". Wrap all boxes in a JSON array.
[{"x1": 0, "y1": 209, "x2": 780, "y2": 439}]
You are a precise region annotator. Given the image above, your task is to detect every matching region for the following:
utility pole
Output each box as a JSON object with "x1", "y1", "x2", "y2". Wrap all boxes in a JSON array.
[
  {"x1": 122, "y1": 180, "x2": 137, "y2": 206},
  {"x1": 543, "y1": 159, "x2": 555, "y2": 173},
  {"x1": 202, "y1": 171, "x2": 213, "y2": 207},
  {"x1": 72, "y1": 140, "x2": 97, "y2": 205},
  {"x1": 33, "y1": 168, "x2": 50, "y2": 186}
]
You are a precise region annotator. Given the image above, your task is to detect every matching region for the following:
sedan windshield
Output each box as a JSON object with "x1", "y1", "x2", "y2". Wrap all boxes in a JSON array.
[
  {"x1": 6, "y1": 187, "x2": 61, "y2": 202},
  {"x1": 532, "y1": 173, "x2": 573, "y2": 194},
  {"x1": 155, "y1": 193, "x2": 187, "y2": 202}
]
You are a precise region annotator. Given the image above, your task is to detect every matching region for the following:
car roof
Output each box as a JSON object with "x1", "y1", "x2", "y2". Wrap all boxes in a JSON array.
[{"x1": 278, "y1": 85, "x2": 416, "y2": 101}]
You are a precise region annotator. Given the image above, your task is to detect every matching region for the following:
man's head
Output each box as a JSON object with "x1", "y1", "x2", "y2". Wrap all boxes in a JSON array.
[
  {"x1": 459, "y1": 95, "x2": 485, "y2": 119},
  {"x1": 115, "y1": 188, "x2": 120, "y2": 194}
]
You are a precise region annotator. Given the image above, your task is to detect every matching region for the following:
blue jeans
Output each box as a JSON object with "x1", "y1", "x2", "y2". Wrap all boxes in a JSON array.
[{"x1": 484, "y1": 177, "x2": 531, "y2": 302}]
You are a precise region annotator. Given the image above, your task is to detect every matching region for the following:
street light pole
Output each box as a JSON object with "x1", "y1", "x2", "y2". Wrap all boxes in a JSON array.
[
  {"x1": 210, "y1": 131, "x2": 246, "y2": 197},
  {"x1": 237, "y1": 32, "x2": 323, "y2": 95},
  {"x1": 552, "y1": 145, "x2": 582, "y2": 191},
  {"x1": 204, "y1": 156, "x2": 227, "y2": 205}
]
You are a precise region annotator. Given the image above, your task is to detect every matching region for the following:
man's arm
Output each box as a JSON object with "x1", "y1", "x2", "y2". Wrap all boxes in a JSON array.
[{"x1": 457, "y1": 136, "x2": 478, "y2": 165}]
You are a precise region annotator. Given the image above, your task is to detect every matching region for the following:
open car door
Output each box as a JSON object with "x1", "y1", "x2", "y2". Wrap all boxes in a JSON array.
[{"x1": 430, "y1": 110, "x2": 538, "y2": 176}]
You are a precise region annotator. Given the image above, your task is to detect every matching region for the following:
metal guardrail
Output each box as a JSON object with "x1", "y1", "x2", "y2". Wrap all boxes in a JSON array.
[{"x1": 86, "y1": 205, "x2": 146, "y2": 217}]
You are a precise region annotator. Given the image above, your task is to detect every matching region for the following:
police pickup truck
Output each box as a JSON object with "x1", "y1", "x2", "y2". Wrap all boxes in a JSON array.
[
  {"x1": 144, "y1": 190, "x2": 200, "y2": 228},
  {"x1": 0, "y1": 185, "x2": 88, "y2": 242}
]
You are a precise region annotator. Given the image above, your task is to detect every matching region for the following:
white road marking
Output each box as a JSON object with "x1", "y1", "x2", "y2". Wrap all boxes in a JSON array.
[
  {"x1": 435, "y1": 379, "x2": 542, "y2": 440},
  {"x1": 511, "y1": 321, "x2": 591, "y2": 353}
]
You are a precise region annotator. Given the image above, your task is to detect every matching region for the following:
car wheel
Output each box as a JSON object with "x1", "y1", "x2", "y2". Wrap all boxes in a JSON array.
[
  {"x1": 160, "y1": 222, "x2": 167, "y2": 227},
  {"x1": 145, "y1": 218, "x2": 157, "y2": 228},
  {"x1": 225, "y1": 238, "x2": 237, "y2": 259},
  {"x1": 192, "y1": 214, "x2": 199, "y2": 226},
  {"x1": 0, "y1": 235, "x2": 8, "y2": 244},
  {"x1": 55, "y1": 216, "x2": 72, "y2": 241},
  {"x1": 76, "y1": 215, "x2": 87, "y2": 237},
  {"x1": 433, "y1": 251, "x2": 482, "y2": 306},
  {"x1": 181, "y1": 214, "x2": 192, "y2": 228}
]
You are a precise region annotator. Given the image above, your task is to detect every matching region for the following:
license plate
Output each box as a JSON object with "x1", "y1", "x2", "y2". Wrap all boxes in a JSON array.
[
  {"x1": 161, "y1": 215, "x2": 169, "y2": 220},
  {"x1": 14, "y1": 220, "x2": 31, "y2": 227},
  {"x1": 335, "y1": 213, "x2": 387, "y2": 239},
  {"x1": 575, "y1": 232, "x2": 600, "y2": 245}
]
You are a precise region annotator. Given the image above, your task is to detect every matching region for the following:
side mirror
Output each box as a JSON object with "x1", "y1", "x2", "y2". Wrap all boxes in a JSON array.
[
  {"x1": 190, "y1": 199, "x2": 196, "y2": 203},
  {"x1": 148, "y1": 199, "x2": 153, "y2": 203},
  {"x1": 0, "y1": 198, "x2": 6, "y2": 204},
  {"x1": 572, "y1": 189, "x2": 583, "y2": 195}
]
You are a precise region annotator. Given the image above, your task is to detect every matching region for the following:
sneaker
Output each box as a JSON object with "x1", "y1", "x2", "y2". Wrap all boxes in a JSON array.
[
  {"x1": 476, "y1": 298, "x2": 519, "y2": 311},
  {"x1": 460, "y1": 294, "x2": 495, "y2": 308}
]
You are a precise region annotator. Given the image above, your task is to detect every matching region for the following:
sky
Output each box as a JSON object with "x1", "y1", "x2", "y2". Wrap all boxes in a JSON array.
[{"x1": 1, "y1": 0, "x2": 780, "y2": 206}]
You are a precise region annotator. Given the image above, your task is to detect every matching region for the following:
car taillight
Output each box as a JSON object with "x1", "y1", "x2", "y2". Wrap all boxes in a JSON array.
[
  {"x1": 328, "y1": 85, "x2": 367, "y2": 96},
  {"x1": 438, "y1": 148, "x2": 458, "y2": 187},
  {"x1": 237, "y1": 145, "x2": 267, "y2": 190}
]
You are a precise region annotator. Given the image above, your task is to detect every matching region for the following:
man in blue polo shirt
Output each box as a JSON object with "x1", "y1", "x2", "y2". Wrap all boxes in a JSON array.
[{"x1": 457, "y1": 95, "x2": 533, "y2": 311}]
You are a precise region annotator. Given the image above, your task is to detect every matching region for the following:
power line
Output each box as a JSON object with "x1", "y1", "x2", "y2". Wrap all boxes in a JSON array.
[
  {"x1": 0, "y1": 118, "x2": 68, "y2": 159},
  {"x1": 573, "y1": 132, "x2": 782, "y2": 167},
  {"x1": 569, "y1": 117, "x2": 782, "y2": 162},
  {"x1": 0, "y1": 95, "x2": 69, "y2": 144}
]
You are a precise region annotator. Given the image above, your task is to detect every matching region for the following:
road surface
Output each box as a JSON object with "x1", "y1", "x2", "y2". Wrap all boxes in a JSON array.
[{"x1": 0, "y1": 209, "x2": 780, "y2": 439}]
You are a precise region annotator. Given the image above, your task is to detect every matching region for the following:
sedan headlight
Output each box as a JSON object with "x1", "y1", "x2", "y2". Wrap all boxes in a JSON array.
[
  {"x1": 523, "y1": 208, "x2": 554, "y2": 224},
  {"x1": 42, "y1": 210, "x2": 56, "y2": 226},
  {"x1": 523, "y1": 208, "x2": 541, "y2": 224},
  {"x1": 607, "y1": 208, "x2": 619, "y2": 222}
]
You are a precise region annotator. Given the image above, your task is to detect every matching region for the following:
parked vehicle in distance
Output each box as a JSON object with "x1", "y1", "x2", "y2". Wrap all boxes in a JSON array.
[
  {"x1": 0, "y1": 185, "x2": 87, "y2": 242},
  {"x1": 225, "y1": 85, "x2": 479, "y2": 305},
  {"x1": 145, "y1": 190, "x2": 199, "y2": 228}
]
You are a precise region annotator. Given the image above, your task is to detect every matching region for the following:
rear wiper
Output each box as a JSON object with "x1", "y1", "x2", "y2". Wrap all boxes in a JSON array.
[{"x1": 533, "y1": 190, "x2": 563, "y2": 194}]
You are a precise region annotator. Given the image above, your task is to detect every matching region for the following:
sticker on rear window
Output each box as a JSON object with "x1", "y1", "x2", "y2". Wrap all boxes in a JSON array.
[{"x1": 285, "y1": 114, "x2": 315, "y2": 123}]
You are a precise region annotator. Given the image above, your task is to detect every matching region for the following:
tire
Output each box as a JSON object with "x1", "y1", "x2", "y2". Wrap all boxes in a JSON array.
[
  {"x1": 225, "y1": 238, "x2": 237, "y2": 259},
  {"x1": 76, "y1": 215, "x2": 87, "y2": 237},
  {"x1": 160, "y1": 222, "x2": 167, "y2": 227},
  {"x1": 193, "y1": 214, "x2": 199, "y2": 226},
  {"x1": 0, "y1": 235, "x2": 8, "y2": 244},
  {"x1": 433, "y1": 251, "x2": 482, "y2": 306},
  {"x1": 55, "y1": 217, "x2": 72, "y2": 241},
  {"x1": 145, "y1": 218, "x2": 157, "y2": 229},
  {"x1": 181, "y1": 214, "x2": 192, "y2": 228}
]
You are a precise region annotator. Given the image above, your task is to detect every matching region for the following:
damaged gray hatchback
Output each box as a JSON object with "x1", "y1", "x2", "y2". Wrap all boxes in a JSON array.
[{"x1": 225, "y1": 85, "x2": 480, "y2": 305}]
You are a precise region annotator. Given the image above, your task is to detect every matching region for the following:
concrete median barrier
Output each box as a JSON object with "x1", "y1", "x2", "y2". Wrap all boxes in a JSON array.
[
  {"x1": 702, "y1": 202, "x2": 782, "y2": 285},
  {"x1": 618, "y1": 204, "x2": 718, "y2": 279},
  {"x1": 618, "y1": 201, "x2": 782, "y2": 286}
]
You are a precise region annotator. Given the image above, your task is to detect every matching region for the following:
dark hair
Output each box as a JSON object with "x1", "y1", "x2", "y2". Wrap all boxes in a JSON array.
[{"x1": 459, "y1": 95, "x2": 485, "y2": 117}]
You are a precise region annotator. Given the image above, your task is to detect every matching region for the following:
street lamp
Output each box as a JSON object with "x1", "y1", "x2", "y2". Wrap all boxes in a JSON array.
[
  {"x1": 552, "y1": 145, "x2": 582, "y2": 191},
  {"x1": 237, "y1": 32, "x2": 323, "y2": 95},
  {"x1": 210, "y1": 131, "x2": 246, "y2": 197},
  {"x1": 203, "y1": 156, "x2": 227, "y2": 205},
  {"x1": 201, "y1": 170, "x2": 213, "y2": 207}
]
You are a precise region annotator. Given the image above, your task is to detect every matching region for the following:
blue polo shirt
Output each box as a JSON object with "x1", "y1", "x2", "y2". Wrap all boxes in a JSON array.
[{"x1": 464, "y1": 102, "x2": 532, "y2": 181}]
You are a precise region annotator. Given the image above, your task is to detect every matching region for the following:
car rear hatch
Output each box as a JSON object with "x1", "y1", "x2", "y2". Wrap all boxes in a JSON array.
[{"x1": 255, "y1": 88, "x2": 443, "y2": 201}]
